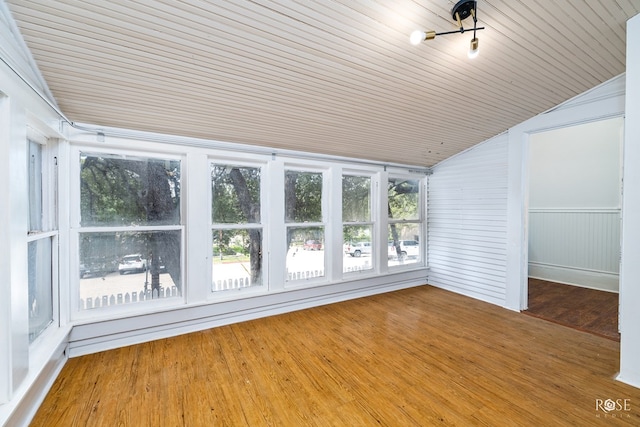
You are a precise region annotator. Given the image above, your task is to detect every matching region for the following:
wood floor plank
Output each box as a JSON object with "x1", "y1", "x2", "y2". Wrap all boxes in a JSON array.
[
  {"x1": 30, "y1": 285, "x2": 640, "y2": 426},
  {"x1": 526, "y1": 278, "x2": 620, "y2": 341}
]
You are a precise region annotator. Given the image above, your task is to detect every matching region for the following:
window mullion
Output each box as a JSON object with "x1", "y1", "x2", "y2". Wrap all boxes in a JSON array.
[{"x1": 186, "y1": 153, "x2": 210, "y2": 303}]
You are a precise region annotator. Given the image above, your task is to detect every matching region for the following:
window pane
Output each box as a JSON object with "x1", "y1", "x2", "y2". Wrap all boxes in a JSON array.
[
  {"x1": 388, "y1": 224, "x2": 421, "y2": 266},
  {"x1": 79, "y1": 230, "x2": 181, "y2": 310},
  {"x1": 285, "y1": 171, "x2": 322, "y2": 223},
  {"x1": 212, "y1": 228, "x2": 262, "y2": 291},
  {"x1": 80, "y1": 153, "x2": 181, "y2": 226},
  {"x1": 342, "y1": 175, "x2": 370, "y2": 222},
  {"x1": 211, "y1": 165, "x2": 261, "y2": 224},
  {"x1": 343, "y1": 225, "x2": 373, "y2": 273},
  {"x1": 28, "y1": 238, "x2": 53, "y2": 342},
  {"x1": 388, "y1": 178, "x2": 419, "y2": 220},
  {"x1": 286, "y1": 227, "x2": 324, "y2": 280},
  {"x1": 28, "y1": 140, "x2": 43, "y2": 231}
]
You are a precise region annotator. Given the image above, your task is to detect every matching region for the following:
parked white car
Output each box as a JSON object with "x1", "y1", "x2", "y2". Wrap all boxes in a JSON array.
[
  {"x1": 344, "y1": 242, "x2": 372, "y2": 257},
  {"x1": 118, "y1": 254, "x2": 147, "y2": 274},
  {"x1": 388, "y1": 240, "x2": 420, "y2": 259}
]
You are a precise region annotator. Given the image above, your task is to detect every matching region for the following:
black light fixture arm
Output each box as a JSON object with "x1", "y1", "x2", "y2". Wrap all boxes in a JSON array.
[
  {"x1": 434, "y1": 26, "x2": 485, "y2": 37},
  {"x1": 470, "y1": 4, "x2": 478, "y2": 39}
]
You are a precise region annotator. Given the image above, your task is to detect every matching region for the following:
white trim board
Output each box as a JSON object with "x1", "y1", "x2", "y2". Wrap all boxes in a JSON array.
[{"x1": 528, "y1": 263, "x2": 619, "y2": 293}]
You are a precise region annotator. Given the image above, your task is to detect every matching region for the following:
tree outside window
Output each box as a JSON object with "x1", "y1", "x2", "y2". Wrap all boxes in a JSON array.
[
  {"x1": 388, "y1": 177, "x2": 422, "y2": 266},
  {"x1": 78, "y1": 153, "x2": 182, "y2": 310},
  {"x1": 211, "y1": 164, "x2": 262, "y2": 291},
  {"x1": 343, "y1": 175, "x2": 373, "y2": 273},
  {"x1": 285, "y1": 170, "x2": 325, "y2": 281}
]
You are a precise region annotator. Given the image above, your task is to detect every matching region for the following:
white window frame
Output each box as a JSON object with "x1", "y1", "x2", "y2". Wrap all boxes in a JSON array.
[
  {"x1": 69, "y1": 145, "x2": 186, "y2": 320},
  {"x1": 283, "y1": 163, "x2": 329, "y2": 287},
  {"x1": 341, "y1": 170, "x2": 378, "y2": 277},
  {"x1": 209, "y1": 157, "x2": 268, "y2": 298},
  {"x1": 386, "y1": 172, "x2": 426, "y2": 270},
  {"x1": 26, "y1": 128, "x2": 59, "y2": 345}
]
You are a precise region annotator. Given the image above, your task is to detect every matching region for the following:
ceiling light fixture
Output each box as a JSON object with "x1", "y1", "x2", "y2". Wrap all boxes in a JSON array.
[{"x1": 410, "y1": 0, "x2": 485, "y2": 58}]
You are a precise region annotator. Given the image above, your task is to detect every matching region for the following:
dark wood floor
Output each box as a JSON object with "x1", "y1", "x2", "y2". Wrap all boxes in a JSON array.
[
  {"x1": 525, "y1": 278, "x2": 619, "y2": 341},
  {"x1": 31, "y1": 285, "x2": 639, "y2": 426}
]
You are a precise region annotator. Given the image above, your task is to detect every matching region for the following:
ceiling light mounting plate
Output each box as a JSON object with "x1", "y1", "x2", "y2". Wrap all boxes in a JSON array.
[{"x1": 451, "y1": 0, "x2": 476, "y2": 21}]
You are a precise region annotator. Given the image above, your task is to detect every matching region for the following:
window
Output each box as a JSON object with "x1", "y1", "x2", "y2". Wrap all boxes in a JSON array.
[
  {"x1": 27, "y1": 138, "x2": 56, "y2": 342},
  {"x1": 342, "y1": 174, "x2": 373, "y2": 273},
  {"x1": 28, "y1": 238, "x2": 53, "y2": 341},
  {"x1": 285, "y1": 169, "x2": 324, "y2": 281},
  {"x1": 77, "y1": 153, "x2": 182, "y2": 311},
  {"x1": 211, "y1": 164, "x2": 263, "y2": 291},
  {"x1": 28, "y1": 140, "x2": 43, "y2": 231},
  {"x1": 388, "y1": 176, "x2": 423, "y2": 266}
]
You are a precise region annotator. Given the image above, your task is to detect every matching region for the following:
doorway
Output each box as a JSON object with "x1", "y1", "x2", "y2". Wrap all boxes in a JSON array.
[{"x1": 524, "y1": 117, "x2": 623, "y2": 339}]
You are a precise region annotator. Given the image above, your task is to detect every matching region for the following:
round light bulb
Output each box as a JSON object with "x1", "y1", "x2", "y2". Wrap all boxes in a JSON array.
[{"x1": 410, "y1": 30, "x2": 426, "y2": 45}]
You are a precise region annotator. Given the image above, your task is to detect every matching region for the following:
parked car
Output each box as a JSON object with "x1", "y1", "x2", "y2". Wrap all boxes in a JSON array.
[
  {"x1": 388, "y1": 240, "x2": 420, "y2": 259},
  {"x1": 79, "y1": 257, "x2": 117, "y2": 278},
  {"x1": 118, "y1": 254, "x2": 147, "y2": 274},
  {"x1": 303, "y1": 240, "x2": 323, "y2": 250},
  {"x1": 344, "y1": 242, "x2": 372, "y2": 257}
]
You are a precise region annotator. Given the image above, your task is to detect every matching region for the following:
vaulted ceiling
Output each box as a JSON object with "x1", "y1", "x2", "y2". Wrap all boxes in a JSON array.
[{"x1": 5, "y1": 0, "x2": 639, "y2": 166}]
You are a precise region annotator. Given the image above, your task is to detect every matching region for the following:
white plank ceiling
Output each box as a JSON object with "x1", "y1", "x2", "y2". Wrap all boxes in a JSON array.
[{"x1": 5, "y1": 0, "x2": 640, "y2": 166}]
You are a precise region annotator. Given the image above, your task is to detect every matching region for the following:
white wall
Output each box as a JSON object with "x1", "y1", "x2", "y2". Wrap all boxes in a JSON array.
[
  {"x1": 527, "y1": 118, "x2": 623, "y2": 291},
  {"x1": 428, "y1": 77, "x2": 626, "y2": 314},
  {"x1": 428, "y1": 133, "x2": 509, "y2": 306},
  {"x1": 504, "y1": 75, "x2": 626, "y2": 311},
  {"x1": 529, "y1": 118, "x2": 622, "y2": 209},
  {"x1": 429, "y1": 74, "x2": 625, "y2": 308},
  {"x1": 429, "y1": 68, "x2": 637, "y2": 389},
  {"x1": 0, "y1": 42, "x2": 69, "y2": 427},
  {"x1": 618, "y1": 12, "x2": 640, "y2": 389}
]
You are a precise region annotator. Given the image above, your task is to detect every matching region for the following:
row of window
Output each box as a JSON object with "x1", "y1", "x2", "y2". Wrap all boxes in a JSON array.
[{"x1": 28, "y1": 142, "x2": 426, "y2": 339}]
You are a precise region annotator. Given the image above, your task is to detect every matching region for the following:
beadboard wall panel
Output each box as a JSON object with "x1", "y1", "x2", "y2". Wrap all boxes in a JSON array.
[
  {"x1": 428, "y1": 134, "x2": 509, "y2": 306},
  {"x1": 528, "y1": 209, "x2": 620, "y2": 292}
]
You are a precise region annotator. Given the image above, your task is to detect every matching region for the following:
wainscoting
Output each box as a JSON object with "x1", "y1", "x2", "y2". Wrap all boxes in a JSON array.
[{"x1": 528, "y1": 209, "x2": 620, "y2": 292}]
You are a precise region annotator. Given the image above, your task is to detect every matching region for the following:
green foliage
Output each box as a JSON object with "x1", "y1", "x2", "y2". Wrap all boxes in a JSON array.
[
  {"x1": 80, "y1": 154, "x2": 180, "y2": 226},
  {"x1": 388, "y1": 178, "x2": 419, "y2": 220},
  {"x1": 80, "y1": 156, "x2": 142, "y2": 225},
  {"x1": 213, "y1": 229, "x2": 253, "y2": 256},
  {"x1": 211, "y1": 165, "x2": 260, "y2": 224},
  {"x1": 285, "y1": 170, "x2": 322, "y2": 222},
  {"x1": 343, "y1": 225, "x2": 371, "y2": 244},
  {"x1": 342, "y1": 175, "x2": 370, "y2": 222}
]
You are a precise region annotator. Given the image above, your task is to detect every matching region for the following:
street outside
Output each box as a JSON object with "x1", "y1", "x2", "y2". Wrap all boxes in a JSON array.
[{"x1": 79, "y1": 249, "x2": 418, "y2": 303}]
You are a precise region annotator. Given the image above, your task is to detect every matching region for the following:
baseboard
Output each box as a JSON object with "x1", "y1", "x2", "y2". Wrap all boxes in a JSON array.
[
  {"x1": 68, "y1": 271, "x2": 428, "y2": 357},
  {"x1": 528, "y1": 262, "x2": 619, "y2": 292},
  {"x1": 616, "y1": 372, "x2": 640, "y2": 390},
  {"x1": 0, "y1": 328, "x2": 70, "y2": 427}
]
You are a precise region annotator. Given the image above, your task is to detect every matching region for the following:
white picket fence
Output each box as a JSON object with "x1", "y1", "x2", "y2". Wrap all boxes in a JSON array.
[
  {"x1": 287, "y1": 269, "x2": 324, "y2": 280},
  {"x1": 213, "y1": 276, "x2": 254, "y2": 291},
  {"x1": 212, "y1": 269, "x2": 326, "y2": 290},
  {"x1": 80, "y1": 268, "x2": 345, "y2": 305},
  {"x1": 79, "y1": 286, "x2": 180, "y2": 310},
  {"x1": 344, "y1": 265, "x2": 371, "y2": 273}
]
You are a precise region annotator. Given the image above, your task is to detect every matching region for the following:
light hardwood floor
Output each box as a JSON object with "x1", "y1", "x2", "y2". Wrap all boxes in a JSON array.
[{"x1": 31, "y1": 285, "x2": 640, "y2": 426}]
